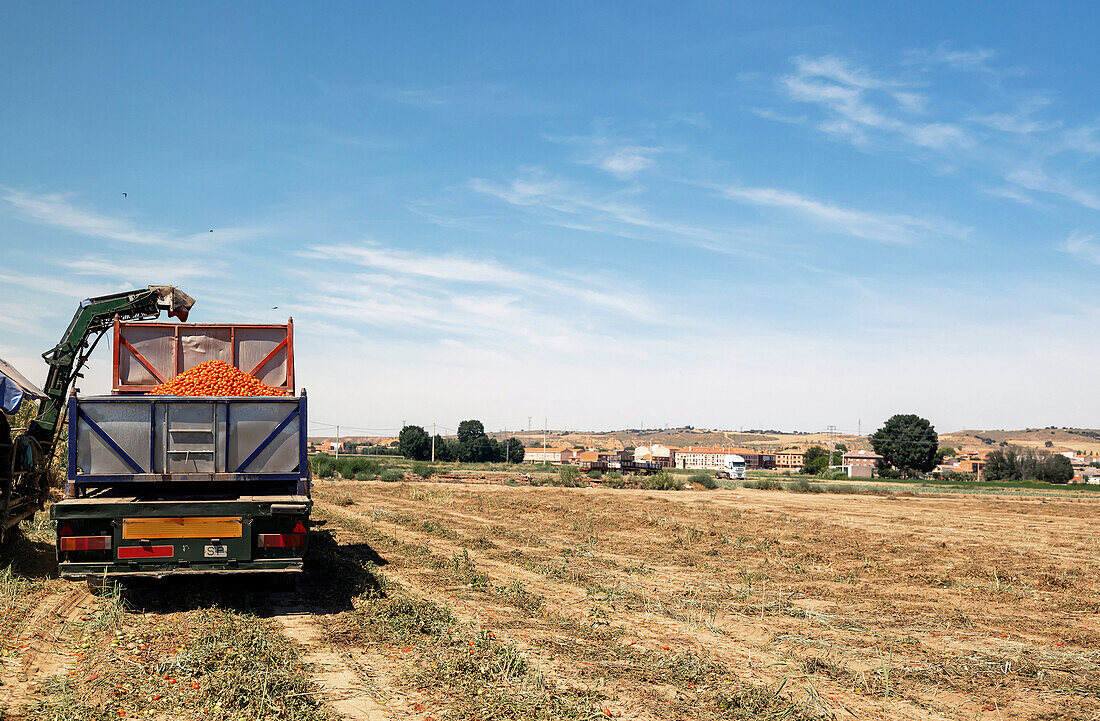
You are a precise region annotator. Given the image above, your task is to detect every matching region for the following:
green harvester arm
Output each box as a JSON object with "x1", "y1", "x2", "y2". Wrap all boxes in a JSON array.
[{"x1": 29, "y1": 286, "x2": 195, "y2": 444}]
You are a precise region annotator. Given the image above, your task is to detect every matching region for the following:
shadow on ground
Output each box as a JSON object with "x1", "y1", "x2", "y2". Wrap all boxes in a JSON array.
[
  {"x1": 118, "y1": 529, "x2": 388, "y2": 618},
  {"x1": 0, "y1": 528, "x2": 59, "y2": 579}
]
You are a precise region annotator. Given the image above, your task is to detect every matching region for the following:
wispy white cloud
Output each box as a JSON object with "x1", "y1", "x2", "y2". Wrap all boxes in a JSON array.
[
  {"x1": 469, "y1": 170, "x2": 765, "y2": 256},
  {"x1": 0, "y1": 307, "x2": 44, "y2": 333},
  {"x1": 974, "y1": 112, "x2": 1059, "y2": 135},
  {"x1": 545, "y1": 130, "x2": 664, "y2": 179},
  {"x1": 749, "y1": 107, "x2": 806, "y2": 124},
  {"x1": 982, "y1": 186, "x2": 1041, "y2": 206},
  {"x1": 62, "y1": 256, "x2": 218, "y2": 282},
  {"x1": 1, "y1": 188, "x2": 272, "y2": 248},
  {"x1": 764, "y1": 51, "x2": 1100, "y2": 216},
  {"x1": 720, "y1": 185, "x2": 968, "y2": 244},
  {"x1": 0, "y1": 269, "x2": 119, "y2": 298},
  {"x1": 303, "y1": 241, "x2": 661, "y2": 323},
  {"x1": 307, "y1": 243, "x2": 529, "y2": 286},
  {"x1": 1059, "y1": 124, "x2": 1100, "y2": 157},
  {"x1": 1061, "y1": 231, "x2": 1100, "y2": 265},
  {"x1": 968, "y1": 96, "x2": 1059, "y2": 135},
  {"x1": 1008, "y1": 167, "x2": 1100, "y2": 211},
  {"x1": 592, "y1": 146, "x2": 659, "y2": 178},
  {"x1": 289, "y1": 241, "x2": 671, "y2": 361},
  {"x1": 780, "y1": 55, "x2": 971, "y2": 151},
  {"x1": 668, "y1": 112, "x2": 710, "y2": 129},
  {"x1": 2, "y1": 189, "x2": 173, "y2": 245},
  {"x1": 906, "y1": 45, "x2": 998, "y2": 74}
]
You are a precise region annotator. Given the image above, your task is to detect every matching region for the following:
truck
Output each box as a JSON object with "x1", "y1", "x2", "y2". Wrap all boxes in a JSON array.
[
  {"x1": 714, "y1": 454, "x2": 747, "y2": 480},
  {"x1": 55, "y1": 316, "x2": 311, "y2": 583}
]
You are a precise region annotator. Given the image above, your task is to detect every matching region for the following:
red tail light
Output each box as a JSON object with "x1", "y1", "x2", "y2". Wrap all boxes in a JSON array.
[
  {"x1": 257, "y1": 533, "x2": 305, "y2": 548},
  {"x1": 118, "y1": 545, "x2": 174, "y2": 559},
  {"x1": 59, "y1": 535, "x2": 111, "y2": 552}
]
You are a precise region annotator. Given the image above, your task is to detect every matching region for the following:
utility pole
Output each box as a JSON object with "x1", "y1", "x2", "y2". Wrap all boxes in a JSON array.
[
  {"x1": 826, "y1": 425, "x2": 837, "y2": 467},
  {"x1": 335, "y1": 425, "x2": 340, "y2": 459},
  {"x1": 432, "y1": 422, "x2": 436, "y2": 462}
]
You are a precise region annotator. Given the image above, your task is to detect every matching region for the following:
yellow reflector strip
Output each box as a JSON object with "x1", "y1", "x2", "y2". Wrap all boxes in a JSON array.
[{"x1": 122, "y1": 517, "x2": 243, "y2": 540}]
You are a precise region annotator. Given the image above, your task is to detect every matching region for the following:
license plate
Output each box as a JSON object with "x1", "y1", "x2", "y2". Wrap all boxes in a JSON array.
[{"x1": 204, "y1": 544, "x2": 228, "y2": 559}]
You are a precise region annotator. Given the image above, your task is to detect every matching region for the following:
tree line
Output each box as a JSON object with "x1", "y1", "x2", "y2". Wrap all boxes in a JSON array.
[
  {"x1": 398, "y1": 420, "x2": 524, "y2": 463},
  {"x1": 983, "y1": 448, "x2": 1074, "y2": 483}
]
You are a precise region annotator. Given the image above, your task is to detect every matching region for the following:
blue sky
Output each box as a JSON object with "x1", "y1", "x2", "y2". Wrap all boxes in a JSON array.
[{"x1": 2, "y1": 2, "x2": 1100, "y2": 436}]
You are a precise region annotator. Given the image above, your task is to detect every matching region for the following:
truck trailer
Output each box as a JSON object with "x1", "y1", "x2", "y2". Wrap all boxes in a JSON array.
[{"x1": 44, "y1": 300, "x2": 310, "y2": 582}]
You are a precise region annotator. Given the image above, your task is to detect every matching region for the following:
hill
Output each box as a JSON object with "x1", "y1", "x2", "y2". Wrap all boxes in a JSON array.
[
  {"x1": 941, "y1": 427, "x2": 1100, "y2": 455},
  {"x1": 493, "y1": 427, "x2": 864, "y2": 452}
]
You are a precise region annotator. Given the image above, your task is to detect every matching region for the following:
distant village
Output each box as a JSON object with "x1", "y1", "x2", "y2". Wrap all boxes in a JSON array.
[
  {"x1": 523, "y1": 443, "x2": 884, "y2": 478},
  {"x1": 524, "y1": 444, "x2": 1100, "y2": 483}
]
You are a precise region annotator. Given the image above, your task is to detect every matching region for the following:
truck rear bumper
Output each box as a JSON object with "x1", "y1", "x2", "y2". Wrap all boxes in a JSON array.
[
  {"x1": 59, "y1": 559, "x2": 303, "y2": 580},
  {"x1": 52, "y1": 494, "x2": 310, "y2": 579}
]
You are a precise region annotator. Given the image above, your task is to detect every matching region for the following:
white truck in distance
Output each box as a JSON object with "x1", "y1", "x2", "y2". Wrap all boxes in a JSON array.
[{"x1": 715, "y1": 454, "x2": 747, "y2": 480}]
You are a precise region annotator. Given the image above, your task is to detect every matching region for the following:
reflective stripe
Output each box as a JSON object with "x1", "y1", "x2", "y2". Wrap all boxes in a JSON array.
[
  {"x1": 118, "y1": 545, "x2": 174, "y2": 559},
  {"x1": 122, "y1": 517, "x2": 242, "y2": 540},
  {"x1": 59, "y1": 536, "x2": 112, "y2": 552},
  {"x1": 257, "y1": 533, "x2": 305, "y2": 548}
]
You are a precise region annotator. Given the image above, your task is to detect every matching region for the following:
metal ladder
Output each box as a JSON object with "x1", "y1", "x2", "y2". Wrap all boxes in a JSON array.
[{"x1": 165, "y1": 404, "x2": 217, "y2": 473}]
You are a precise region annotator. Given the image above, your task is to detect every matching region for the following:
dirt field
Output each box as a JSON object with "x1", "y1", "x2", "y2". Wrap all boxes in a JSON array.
[{"x1": 4, "y1": 481, "x2": 1100, "y2": 720}]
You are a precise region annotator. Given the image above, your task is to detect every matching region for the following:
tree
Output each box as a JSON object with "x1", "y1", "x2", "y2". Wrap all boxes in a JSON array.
[
  {"x1": 802, "y1": 446, "x2": 829, "y2": 474},
  {"x1": 504, "y1": 438, "x2": 525, "y2": 463},
  {"x1": 935, "y1": 446, "x2": 957, "y2": 464},
  {"x1": 398, "y1": 425, "x2": 431, "y2": 461},
  {"x1": 432, "y1": 436, "x2": 460, "y2": 462},
  {"x1": 1039, "y1": 454, "x2": 1074, "y2": 484},
  {"x1": 454, "y1": 419, "x2": 498, "y2": 462},
  {"x1": 457, "y1": 420, "x2": 486, "y2": 445},
  {"x1": 461, "y1": 435, "x2": 492, "y2": 462},
  {"x1": 870, "y1": 414, "x2": 938, "y2": 476},
  {"x1": 983, "y1": 449, "x2": 1018, "y2": 481}
]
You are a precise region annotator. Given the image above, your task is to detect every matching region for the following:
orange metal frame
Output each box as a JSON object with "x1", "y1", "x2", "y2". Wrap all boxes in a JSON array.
[{"x1": 112, "y1": 319, "x2": 295, "y2": 394}]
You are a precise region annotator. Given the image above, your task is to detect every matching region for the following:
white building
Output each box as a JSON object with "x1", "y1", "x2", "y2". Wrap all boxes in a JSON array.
[
  {"x1": 523, "y1": 447, "x2": 569, "y2": 464},
  {"x1": 634, "y1": 444, "x2": 676, "y2": 467}
]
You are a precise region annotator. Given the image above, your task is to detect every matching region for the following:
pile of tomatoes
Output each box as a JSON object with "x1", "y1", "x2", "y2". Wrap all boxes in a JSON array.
[{"x1": 149, "y1": 359, "x2": 287, "y2": 397}]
